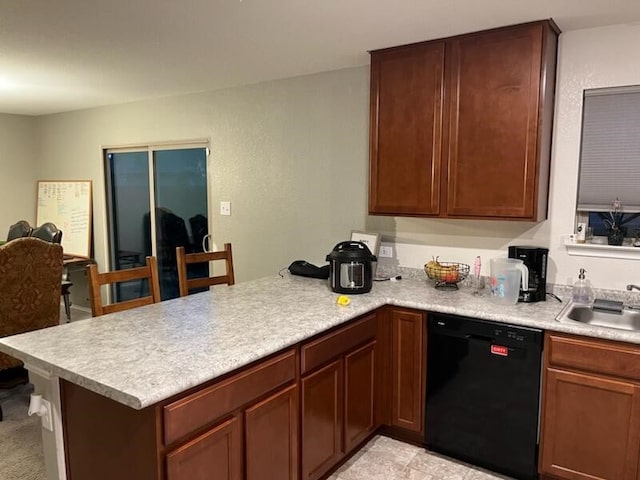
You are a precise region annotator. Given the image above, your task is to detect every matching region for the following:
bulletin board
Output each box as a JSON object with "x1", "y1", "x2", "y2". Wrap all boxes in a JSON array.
[{"x1": 36, "y1": 180, "x2": 93, "y2": 258}]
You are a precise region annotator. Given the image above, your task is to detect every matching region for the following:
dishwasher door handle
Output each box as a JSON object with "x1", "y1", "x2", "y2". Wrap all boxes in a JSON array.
[{"x1": 465, "y1": 333, "x2": 494, "y2": 343}]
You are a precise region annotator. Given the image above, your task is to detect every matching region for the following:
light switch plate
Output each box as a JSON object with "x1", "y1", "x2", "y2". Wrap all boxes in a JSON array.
[
  {"x1": 220, "y1": 201, "x2": 231, "y2": 216},
  {"x1": 379, "y1": 246, "x2": 393, "y2": 258}
]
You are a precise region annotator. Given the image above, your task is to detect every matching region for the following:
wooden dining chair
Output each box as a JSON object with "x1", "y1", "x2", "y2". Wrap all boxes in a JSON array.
[
  {"x1": 88, "y1": 256, "x2": 161, "y2": 317},
  {"x1": 176, "y1": 243, "x2": 234, "y2": 297}
]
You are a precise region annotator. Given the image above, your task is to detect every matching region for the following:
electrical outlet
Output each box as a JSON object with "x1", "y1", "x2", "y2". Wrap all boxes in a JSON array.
[
  {"x1": 220, "y1": 201, "x2": 231, "y2": 216},
  {"x1": 41, "y1": 398, "x2": 53, "y2": 431},
  {"x1": 379, "y1": 246, "x2": 393, "y2": 258}
]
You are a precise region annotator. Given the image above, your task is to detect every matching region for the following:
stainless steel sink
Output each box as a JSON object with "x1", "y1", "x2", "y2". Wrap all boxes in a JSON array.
[{"x1": 557, "y1": 303, "x2": 640, "y2": 331}]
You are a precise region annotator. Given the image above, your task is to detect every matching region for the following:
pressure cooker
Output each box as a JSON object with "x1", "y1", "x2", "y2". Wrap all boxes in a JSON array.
[{"x1": 326, "y1": 241, "x2": 377, "y2": 294}]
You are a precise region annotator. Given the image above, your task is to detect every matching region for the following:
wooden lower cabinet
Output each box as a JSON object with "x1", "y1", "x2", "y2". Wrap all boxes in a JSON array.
[
  {"x1": 390, "y1": 308, "x2": 425, "y2": 435},
  {"x1": 245, "y1": 385, "x2": 298, "y2": 480},
  {"x1": 166, "y1": 416, "x2": 242, "y2": 480},
  {"x1": 301, "y1": 313, "x2": 380, "y2": 480},
  {"x1": 61, "y1": 310, "x2": 435, "y2": 480},
  {"x1": 540, "y1": 333, "x2": 640, "y2": 480},
  {"x1": 301, "y1": 359, "x2": 344, "y2": 480},
  {"x1": 166, "y1": 383, "x2": 299, "y2": 480},
  {"x1": 344, "y1": 341, "x2": 377, "y2": 452}
]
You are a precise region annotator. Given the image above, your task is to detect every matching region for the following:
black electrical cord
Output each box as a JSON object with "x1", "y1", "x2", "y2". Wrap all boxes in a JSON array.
[
  {"x1": 547, "y1": 292, "x2": 562, "y2": 302},
  {"x1": 374, "y1": 275, "x2": 402, "y2": 282}
]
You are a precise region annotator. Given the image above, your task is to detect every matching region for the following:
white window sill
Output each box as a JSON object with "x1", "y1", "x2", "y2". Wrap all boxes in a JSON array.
[{"x1": 564, "y1": 236, "x2": 640, "y2": 260}]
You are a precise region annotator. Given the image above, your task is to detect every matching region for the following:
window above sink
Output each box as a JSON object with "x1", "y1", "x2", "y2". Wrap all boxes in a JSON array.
[{"x1": 570, "y1": 84, "x2": 640, "y2": 258}]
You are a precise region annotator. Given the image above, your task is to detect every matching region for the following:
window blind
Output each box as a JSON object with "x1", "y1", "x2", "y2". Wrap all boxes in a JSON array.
[{"x1": 578, "y1": 85, "x2": 640, "y2": 212}]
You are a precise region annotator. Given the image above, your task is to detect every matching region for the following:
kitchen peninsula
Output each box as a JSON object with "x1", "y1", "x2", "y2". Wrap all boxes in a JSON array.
[{"x1": 1, "y1": 273, "x2": 639, "y2": 480}]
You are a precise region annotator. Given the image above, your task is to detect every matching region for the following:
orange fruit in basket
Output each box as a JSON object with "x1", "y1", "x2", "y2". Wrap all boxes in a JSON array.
[{"x1": 442, "y1": 270, "x2": 459, "y2": 283}]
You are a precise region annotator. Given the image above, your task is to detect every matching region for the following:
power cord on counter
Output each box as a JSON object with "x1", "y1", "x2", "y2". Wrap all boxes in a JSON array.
[
  {"x1": 374, "y1": 275, "x2": 402, "y2": 282},
  {"x1": 547, "y1": 292, "x2": 562, "y2": 303}
]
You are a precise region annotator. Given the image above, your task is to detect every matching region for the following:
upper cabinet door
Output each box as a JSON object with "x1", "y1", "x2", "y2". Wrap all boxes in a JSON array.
[
  {"x1": 445, "y1": 22, "x2": 557, "y2": 220},
  {"x1": 368, "y1": 20, "x2": 558, "y2": 221},
  {"x1": 369, "y1": 41, "x2": 446, "y2": 215}
]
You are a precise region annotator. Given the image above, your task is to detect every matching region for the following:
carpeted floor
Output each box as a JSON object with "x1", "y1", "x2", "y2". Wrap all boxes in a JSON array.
[{"x1": 0, "y1": 383, "x2": 45, "y2": 480}]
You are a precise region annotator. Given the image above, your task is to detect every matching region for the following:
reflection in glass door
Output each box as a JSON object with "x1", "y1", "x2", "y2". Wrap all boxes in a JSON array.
[
  {"x1": 153, "y1": 148, "x2": 208, "y2": 299},
  {"x1": 105, "y1": 145, "x2": 208, "y2": 301},
  {"x1": 106, "y1": 151, "x2": 151, "y2": 301}
]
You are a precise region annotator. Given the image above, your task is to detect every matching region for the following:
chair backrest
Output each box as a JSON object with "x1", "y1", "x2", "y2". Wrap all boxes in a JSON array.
[
  {"x1": 0, "y1": 238, "x2": 63, "y2": 371},
  {"x1": 6, "y1": 220, "x2": 33, "y2": 242},
  {"x1": 176, "y1": 243, "x2": 235, "y2": 297},
  {"x1": 87, "y1": 256, "x2": 161, "y2": 317},
  {"x1": 31, "y1": 222, "x2": 62, "y2": 244}
]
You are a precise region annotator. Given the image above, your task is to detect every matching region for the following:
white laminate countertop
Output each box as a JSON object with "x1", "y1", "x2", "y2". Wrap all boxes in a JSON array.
[{"x1": 1, "y1": 273, "x2": 639, "y2": 410}]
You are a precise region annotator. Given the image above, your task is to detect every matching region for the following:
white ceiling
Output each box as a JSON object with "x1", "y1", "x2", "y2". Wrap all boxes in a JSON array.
[{"x1": 2, "y1": 0, "x2": 640, "y2": 116}]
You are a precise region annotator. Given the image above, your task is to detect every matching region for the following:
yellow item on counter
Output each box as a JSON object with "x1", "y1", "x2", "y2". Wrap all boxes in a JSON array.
[{"x1": 336, "y1": 295, "x2": 350, "y2": 306}]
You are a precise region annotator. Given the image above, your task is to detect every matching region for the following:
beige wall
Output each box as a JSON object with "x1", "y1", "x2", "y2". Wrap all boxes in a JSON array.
[
  {"x1": 0, "y1": 113, "x2": 37, "y2": 231},
  {"x1": 32, "y1": 23, "x2": 640, "y2": 290},
  {"x1": 34, "y1": 67, "x2": 370, "y2": 282}
]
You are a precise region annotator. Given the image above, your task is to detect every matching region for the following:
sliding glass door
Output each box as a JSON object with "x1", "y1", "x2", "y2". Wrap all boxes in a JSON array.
[{"x1": 105, "y1": 144, "x2": 209, "y2": 301}]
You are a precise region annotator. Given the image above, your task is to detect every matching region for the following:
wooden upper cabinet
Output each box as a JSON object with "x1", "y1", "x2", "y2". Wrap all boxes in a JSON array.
[
  {"x1": 445, "y1": 21, "x2": 557, "y2": 219},
  {"x1": 369, "y1": 41, "x2": 445, "y2": 215},
  {"x1": 369, "y1": 20, "x2": 559, "y2": 221}
]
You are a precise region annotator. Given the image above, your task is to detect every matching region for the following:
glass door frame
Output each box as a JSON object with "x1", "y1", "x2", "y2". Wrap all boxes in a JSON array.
[{"x1": 103, "y1": 140, "x2": 211, "y2": 300}]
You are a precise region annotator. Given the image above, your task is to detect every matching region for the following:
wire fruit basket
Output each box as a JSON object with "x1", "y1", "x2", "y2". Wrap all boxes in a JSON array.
[{"x1": 424, "y1": 261, "x2": 470, "y2": 290}]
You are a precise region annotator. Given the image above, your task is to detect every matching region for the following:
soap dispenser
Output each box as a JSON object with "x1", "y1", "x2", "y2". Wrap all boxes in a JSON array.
[{"x1": 572, "y1": 268, "x2": 594, "y2": 304}]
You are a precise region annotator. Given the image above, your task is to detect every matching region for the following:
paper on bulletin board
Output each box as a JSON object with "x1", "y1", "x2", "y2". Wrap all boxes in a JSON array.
[{"x1": 36, "y1": 180, "x2": 92, "y2": 258}]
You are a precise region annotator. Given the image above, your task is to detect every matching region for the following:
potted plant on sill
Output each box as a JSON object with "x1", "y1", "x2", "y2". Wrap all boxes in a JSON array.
[{"x1": 598, "y1": 198, "x2": 640, "y2": 246}]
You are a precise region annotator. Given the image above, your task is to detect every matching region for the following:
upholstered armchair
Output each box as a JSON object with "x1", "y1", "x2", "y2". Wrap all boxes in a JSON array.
[
  {"x1": 0, "y1": 237, "x2": 63, "y2": 367},
  {"x1": 0, "y1": 238, "x2": 63, "y2": 419}
]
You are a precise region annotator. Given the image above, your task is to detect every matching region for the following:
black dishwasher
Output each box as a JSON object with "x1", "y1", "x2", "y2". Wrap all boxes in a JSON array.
[{"x1": 425, "y1": 312, "x2": 543, "y2": 480}]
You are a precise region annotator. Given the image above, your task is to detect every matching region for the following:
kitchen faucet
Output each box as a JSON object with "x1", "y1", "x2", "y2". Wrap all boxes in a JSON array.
[{"x1": 627, "y1": 284, "x2": 640, "y2": 291}]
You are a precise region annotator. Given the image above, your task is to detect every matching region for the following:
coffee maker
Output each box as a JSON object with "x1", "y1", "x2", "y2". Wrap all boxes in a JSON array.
[{"x1": 508, "y1": 246, "x2": 549, "y2": 303}]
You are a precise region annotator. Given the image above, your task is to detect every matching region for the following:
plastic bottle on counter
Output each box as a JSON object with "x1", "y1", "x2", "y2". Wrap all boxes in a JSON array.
[{"x1": 572, "y1": 268, "x2": 594, "y2": 304}]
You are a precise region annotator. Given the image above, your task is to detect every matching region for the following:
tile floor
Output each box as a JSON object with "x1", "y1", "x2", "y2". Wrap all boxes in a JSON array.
[{"x1": 328, "y1": 436, "x2": 513, "y2": 480}]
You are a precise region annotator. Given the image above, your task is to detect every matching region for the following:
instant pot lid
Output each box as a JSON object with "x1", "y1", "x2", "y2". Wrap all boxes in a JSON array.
[{"x1": 326, "y1": 241, "x2": 377, "y2": 262}]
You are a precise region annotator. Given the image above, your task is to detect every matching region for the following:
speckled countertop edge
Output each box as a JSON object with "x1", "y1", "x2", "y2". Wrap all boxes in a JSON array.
[{"x1": 1, "y1": 272, "x2": 639, "y2": 410}]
